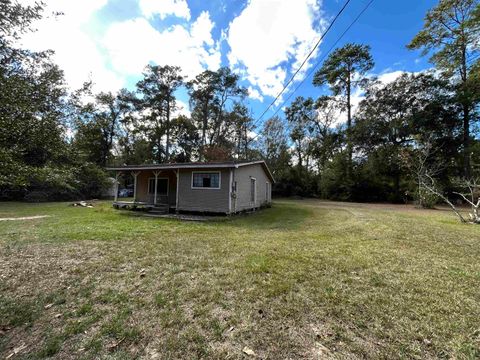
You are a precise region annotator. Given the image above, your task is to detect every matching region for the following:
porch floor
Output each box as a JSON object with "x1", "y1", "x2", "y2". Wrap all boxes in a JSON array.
[
  {"x1": 141, "y1": 213, "x2": 221, "y2": 221},
  {"x1": 112, "y1": 201, "x2": 172, "y2": 210}
]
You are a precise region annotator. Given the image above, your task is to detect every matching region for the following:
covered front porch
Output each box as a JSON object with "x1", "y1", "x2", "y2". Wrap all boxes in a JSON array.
[{"x1": 112, "y1": 169, "x2": 178, "y2": 212}]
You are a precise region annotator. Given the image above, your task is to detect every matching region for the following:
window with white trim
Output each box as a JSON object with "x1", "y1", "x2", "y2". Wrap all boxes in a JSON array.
[{"x1": 192, "y1": 172, "x2": 220, "y2": 189}]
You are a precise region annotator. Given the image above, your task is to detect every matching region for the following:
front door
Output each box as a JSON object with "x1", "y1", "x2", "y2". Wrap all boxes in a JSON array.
[{"x1": 148, "y1": 178, "x2": 169, "y2": 204}]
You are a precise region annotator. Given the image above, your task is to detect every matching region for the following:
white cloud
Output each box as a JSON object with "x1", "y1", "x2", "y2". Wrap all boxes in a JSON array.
[
  {"x1": 18, "y1": 0, "x2": 123, "y2": 93},
  {"x1": 248, "y1": 86, "x2": 264, "y2": 102},
  {"x1": 174, "y1": 100, "x2": 191, "y2": 117},
  {"x1": 377, "y1": 70, "x2": 406, "y2": 84},
  {"x1": 191, "y1": 11, "x2": 215, "y2": 47},
  {"x1": 103, "y1": 18, "x2": 158, "y2": 75},
  {"x1": 17, "y1": 0, "x2": 220, "y2": 94},
  {"x1": 248, "y1": 129, "x2": 258, "y2": 139},
  {"x1": 139, "y1": 0, "x2": 191, "y2": 20},
  {"x1": 103, "y1": 11, "x2": 221, "y2": 79},
  {"x1": 227, "y1": 0, "x2": 323, "y2": 99}
]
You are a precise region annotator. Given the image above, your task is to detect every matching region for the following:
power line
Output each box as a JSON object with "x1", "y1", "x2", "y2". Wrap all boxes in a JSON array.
[
  {"x1": 269, "y1": 0, "x2": 375, "y2": 121},
  {"x1": 251, "y1": 0, "x2": 375, "y2": 141},
  {"x1": 253, "y1": 0, "x2": 352, "y2": 127},
  {"x1": 467, "y1": 53, "x2": 480, "y2": 66}
]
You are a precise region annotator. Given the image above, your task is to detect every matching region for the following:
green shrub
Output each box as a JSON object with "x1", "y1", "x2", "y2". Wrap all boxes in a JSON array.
[{"x1": 73, "y1": 163, "x2": 111, "y2": 199}]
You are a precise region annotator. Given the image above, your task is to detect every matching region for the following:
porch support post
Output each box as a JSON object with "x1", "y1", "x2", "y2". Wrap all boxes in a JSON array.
[
  {"x1": 132, "y1": 171, "x2": 140, "y2": 203},
  {"x1": 153, "y1": 171, "x2": 161, "y2": 205},
  {"x1": 114, "y1": 171, "x2": 121, "y2": 202},
  {"x1": 228, "y1": 169, "x2": 232, "y2": 214},
  {"x1": 175, "y1": 169, "x2": 180, "y2": 213}
]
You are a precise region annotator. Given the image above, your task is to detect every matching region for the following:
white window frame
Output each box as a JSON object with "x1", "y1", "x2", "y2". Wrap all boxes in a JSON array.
[
  {"x1": 191, "y1": 171, "x2": 221, "y2": 190},
  {"x1": 250, "y1": 177, "x2": 257, "y2": 204},
  {"x1": 148, "y1": 177, "x2": 169, "y2": 196}
]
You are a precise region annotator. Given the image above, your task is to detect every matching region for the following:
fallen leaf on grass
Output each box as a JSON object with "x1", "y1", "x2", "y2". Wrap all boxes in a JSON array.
[
  {"x1": 6, "y1": 343, "x2": 27, "y2": 359},
  {"x1": 242, "y1": 346, "x2": 256, "y2": 356},
  {"x1": 314, "y1": 343, "x2": 331, "y2": 356},
  {"x1": 423, "y1": 339, "x2": 432, "y2": 346},
  {"x1": 44, "y1": 303, "x2": 54, "y2": 309},
  {"x1": 107, "y1": 337, "x2": 125, "y2": 352}
]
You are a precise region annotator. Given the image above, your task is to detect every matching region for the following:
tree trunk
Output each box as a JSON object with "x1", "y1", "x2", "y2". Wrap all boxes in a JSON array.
[
  {"x1": 244, "y1": 124, "x2": 248, "y2": 158},
  {"x1": 422, "y1": 179, "x2": 467, "y2": 223},
  {"x1": 394, "y1": 171, "x2": 400, "y2": 203},
  {"x1": 166, "y1": 98, "x2": 171, "y2": 162},
  {"x1": 346, "y1": 71, "x2": 352, "y2": 180},
  {"x1": 199, "y1": 102, "x2": 208, "y2": 162},
  {"x1": 297, "y1": 146, "x2": 303, "y2": 168},
  {"x1": 463, "y1": 104, "x2": 470, "y2": 178},
  {"x1": 460, "y1": 43, "x2": 470, "y2": 178}
]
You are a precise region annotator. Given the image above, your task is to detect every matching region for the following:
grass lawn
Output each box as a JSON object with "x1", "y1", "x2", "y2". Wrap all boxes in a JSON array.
[{"x1": 0, "y1": 199, "x2": 479, "y2": 359}]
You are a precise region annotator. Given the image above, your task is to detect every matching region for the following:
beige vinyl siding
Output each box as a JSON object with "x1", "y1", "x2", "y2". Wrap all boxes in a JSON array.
[
  {"x1": 125, "y1": 163, "x2": 272, "y2": 213},
  {"x1": 177, "y1": 168, "x2": 230, "y2": 213},
  {"x1": 233, "y1": 163, "x2": 271, "y2": 212}
]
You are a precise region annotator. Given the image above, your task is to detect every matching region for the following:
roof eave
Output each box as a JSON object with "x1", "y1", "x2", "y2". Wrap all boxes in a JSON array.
[{"x1": 106, "y1": 160, "x2": 275, "y2": 183}]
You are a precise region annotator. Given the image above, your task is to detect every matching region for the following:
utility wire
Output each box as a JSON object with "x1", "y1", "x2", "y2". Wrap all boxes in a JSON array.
[
  {"x1": 252, "y1": 0, "x2": 352, "y2": 126},
  {"x1": 251, "y1": 0, "x2": 375, "y2": 141},
  {"x1": 466, "y1": 53, "x2": 480, "y2": 66},
  {"x1": 268, "y1": 0, "x2": 375, "y2": 121}
]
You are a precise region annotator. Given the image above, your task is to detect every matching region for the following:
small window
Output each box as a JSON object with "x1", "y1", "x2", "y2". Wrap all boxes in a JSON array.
[
  {"x1": 148, "y1": 178, "x2": 168, "y2": 195},
  {"x1": 192, "y1": 172, "x2": 220, "y2": 189}
]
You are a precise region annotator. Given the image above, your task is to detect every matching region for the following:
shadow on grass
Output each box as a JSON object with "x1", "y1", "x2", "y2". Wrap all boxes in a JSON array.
[{"x1": 226, "y1": 201, "x2": 313, "y2": 231}]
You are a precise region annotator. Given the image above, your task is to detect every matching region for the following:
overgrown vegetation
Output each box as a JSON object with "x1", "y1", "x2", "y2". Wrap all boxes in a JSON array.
[
  {"x1": 0, "y1": 200, "x2": 479, "y2": 358},
  {"x1": 0, "y1": 0, "x2": 479, "y2": 205}
]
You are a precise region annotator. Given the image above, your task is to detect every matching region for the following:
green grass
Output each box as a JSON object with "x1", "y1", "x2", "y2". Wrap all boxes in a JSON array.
[{"x1": 0, "y1": 199, "x2": 479, "y2": 359}]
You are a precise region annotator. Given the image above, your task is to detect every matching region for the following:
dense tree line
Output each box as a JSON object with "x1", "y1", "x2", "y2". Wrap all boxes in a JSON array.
[
  {"x1": 0, "y1": 0, "x2": 479, "y2": 204},
  {"x1": 0, "y1": 1, "x2": 259, "y2": 200},
  {"x1": 272, "y1": 0, "x2": 480, "y2": 204}
]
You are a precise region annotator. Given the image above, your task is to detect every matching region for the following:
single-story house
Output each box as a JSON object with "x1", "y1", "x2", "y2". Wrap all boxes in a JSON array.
[{"x1": 106, "y1": 160, "x2": 274, "y2": 214}]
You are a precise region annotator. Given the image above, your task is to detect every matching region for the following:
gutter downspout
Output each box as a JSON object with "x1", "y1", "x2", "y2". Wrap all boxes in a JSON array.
[
  {"x1": 175, "y1": 169, "x2": 180, "y2": 213},
  {"x1": 229, "y1": 168, "x2": 233, "y2": 214}
]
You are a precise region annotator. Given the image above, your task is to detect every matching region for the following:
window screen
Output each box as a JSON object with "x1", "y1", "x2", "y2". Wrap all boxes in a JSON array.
[
  {"x1": 192, "y1": 173, "x2": 220, "y2": 188},
  {"x1": 148, "y1": 178, "x2": 168, "y2": 195}
]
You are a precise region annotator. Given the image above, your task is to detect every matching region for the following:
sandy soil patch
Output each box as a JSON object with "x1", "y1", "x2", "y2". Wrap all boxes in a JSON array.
[{"x1": 0, "y1": 215, "x2": 50, "y2": 221}]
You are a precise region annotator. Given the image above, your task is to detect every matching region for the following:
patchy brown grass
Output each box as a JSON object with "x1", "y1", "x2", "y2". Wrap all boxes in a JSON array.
[{"x1": 0, "y1": 199, "x2": 479, "y2": 359}]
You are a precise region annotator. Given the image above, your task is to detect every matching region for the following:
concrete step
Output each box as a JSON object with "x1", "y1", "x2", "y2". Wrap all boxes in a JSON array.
[
  {"x1": 148, "y1": 205, "x2": 169, "y2": 215},
  {"x1": 143, "y1": 213, "x2": 169, "y2": 218}
]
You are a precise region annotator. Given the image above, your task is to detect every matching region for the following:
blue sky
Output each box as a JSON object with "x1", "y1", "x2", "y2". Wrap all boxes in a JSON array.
[{"x1": 20, "y1": 0, "x2": 438, "y2": 126}]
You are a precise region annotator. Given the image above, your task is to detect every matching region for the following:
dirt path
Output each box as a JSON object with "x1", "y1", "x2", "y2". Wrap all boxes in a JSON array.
[{"x1": 0, "y1": 215, "x2": 50, "y2": 221}]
